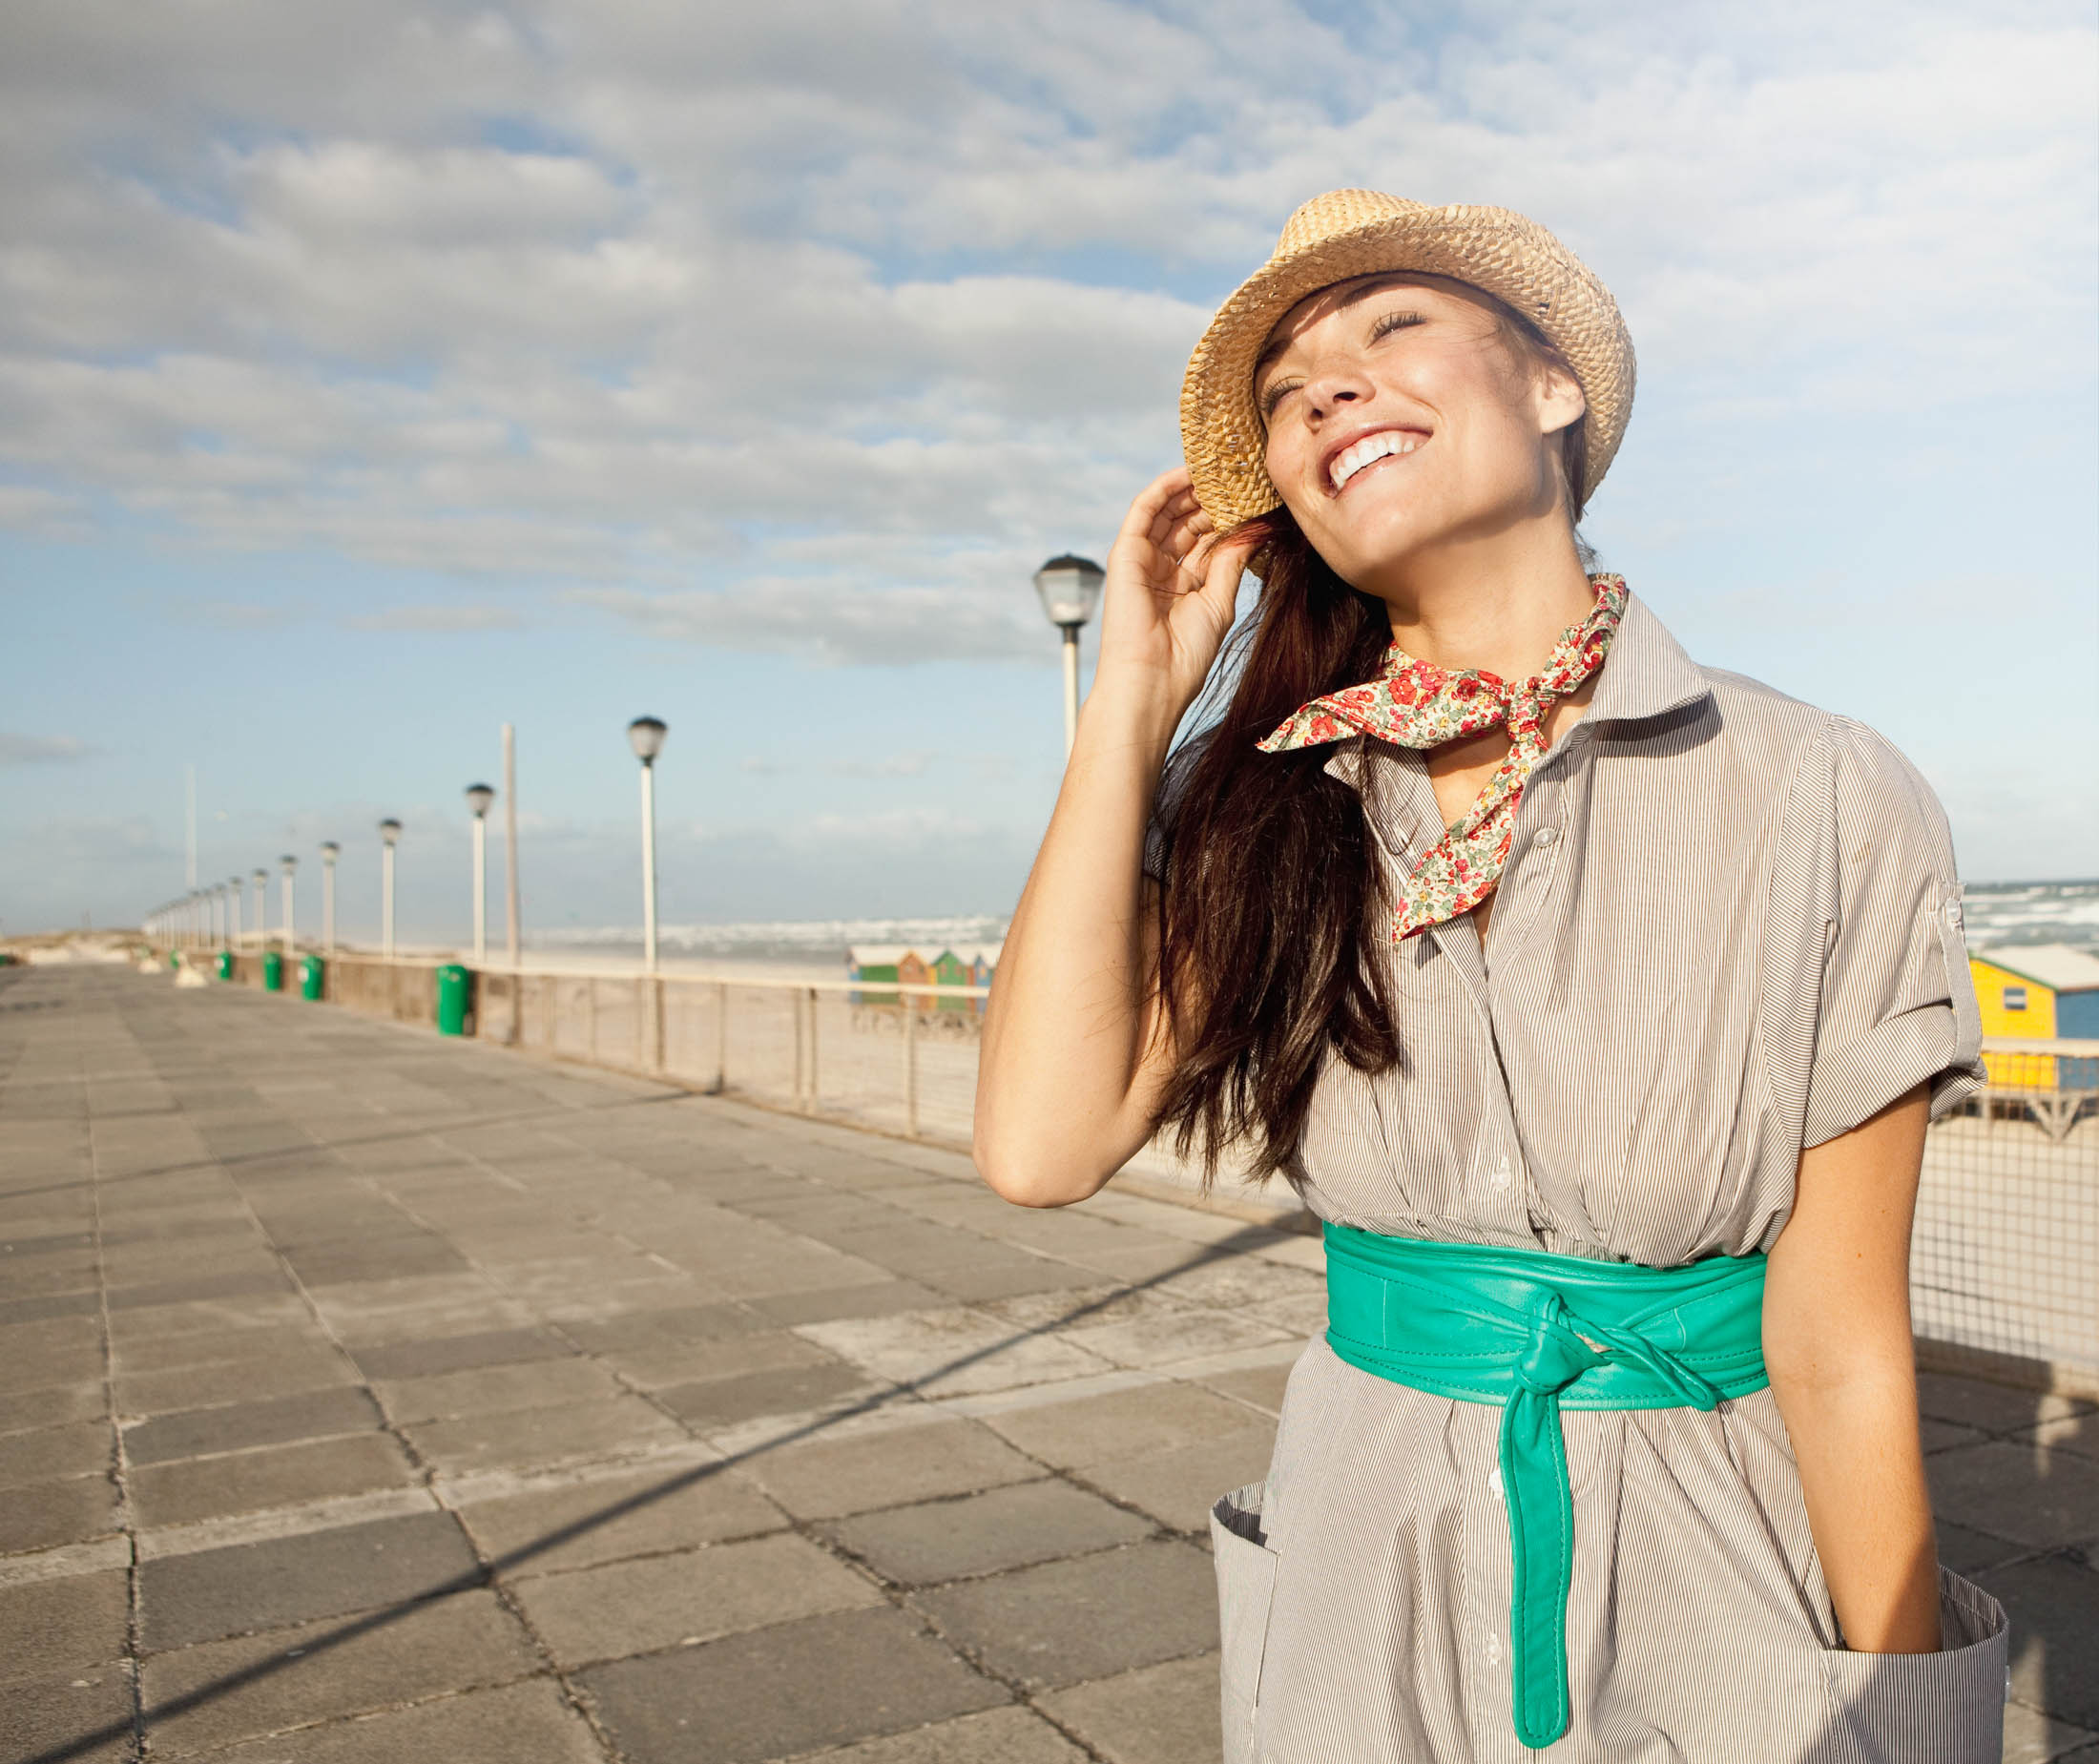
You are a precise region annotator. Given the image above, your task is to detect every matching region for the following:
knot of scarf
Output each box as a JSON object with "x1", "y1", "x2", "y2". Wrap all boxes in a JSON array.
[{"x1": 1257, "y1": 574, "x2": 1627, "y2": 940}]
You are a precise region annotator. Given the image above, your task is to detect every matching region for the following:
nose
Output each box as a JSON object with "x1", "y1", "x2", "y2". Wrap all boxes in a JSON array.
[{"x1": 1299, "y1": 358, "x2": 1373, "y2": 421}]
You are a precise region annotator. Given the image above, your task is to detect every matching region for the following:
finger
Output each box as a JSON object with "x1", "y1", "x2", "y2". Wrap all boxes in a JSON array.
[
  {"x1": 1118, "y1": 466, "x2": 1195, "y2": 544},
  {"x1": 1145, "y1": 487, "x2": 1208, "y2": 550}
]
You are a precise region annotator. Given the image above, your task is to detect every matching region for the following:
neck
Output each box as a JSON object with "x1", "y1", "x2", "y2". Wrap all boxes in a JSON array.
[{"x1": 1369, "y1": 522, "x2": 1600, "y2": 679}]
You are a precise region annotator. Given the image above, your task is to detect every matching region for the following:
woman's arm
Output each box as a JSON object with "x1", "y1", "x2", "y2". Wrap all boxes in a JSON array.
[
  {"x1": 973, "y1": 468, "x2": 1256, "y2": 1208},
  {"x1": 1763, "y1": 1082, "x2": 1943, "y2": 1652}
]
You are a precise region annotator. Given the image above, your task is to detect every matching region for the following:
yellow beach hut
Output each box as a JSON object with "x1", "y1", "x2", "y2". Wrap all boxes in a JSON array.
[{"x1": 1968, "y1": 944, "x2": 2099, "y2": 1093}]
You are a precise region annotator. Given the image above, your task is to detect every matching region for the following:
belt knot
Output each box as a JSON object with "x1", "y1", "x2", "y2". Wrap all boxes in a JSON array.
[{"x1": 1511, "y1": 1292, "x2": 1610, "y2": 1398}]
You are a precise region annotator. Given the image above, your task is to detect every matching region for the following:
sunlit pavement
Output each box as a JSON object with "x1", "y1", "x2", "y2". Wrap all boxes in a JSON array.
[{"x1": 0, "y1": 965, "x2": 2091, "y2": 1763}]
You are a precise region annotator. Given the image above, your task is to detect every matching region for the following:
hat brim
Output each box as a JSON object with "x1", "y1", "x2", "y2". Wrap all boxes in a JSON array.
[{"x1": 1180, "y1": 202, "x2": 1634, "y2": 533}]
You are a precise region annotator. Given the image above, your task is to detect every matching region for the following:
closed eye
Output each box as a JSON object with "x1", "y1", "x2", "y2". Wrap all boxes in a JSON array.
[
  {"x1": 1371, "y1": 309, "x2": 1425, "y2": 342},
  {"x1": 1258, "y1": 376, "x2": 1302, "y2": 420}
]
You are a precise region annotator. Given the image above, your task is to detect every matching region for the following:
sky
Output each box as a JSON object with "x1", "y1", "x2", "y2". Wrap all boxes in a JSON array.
[{"x1": 2, "y1": 0, "x2": 2094, "y2": 944}]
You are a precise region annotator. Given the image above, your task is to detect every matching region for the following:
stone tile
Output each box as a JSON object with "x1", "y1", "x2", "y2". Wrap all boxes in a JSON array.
[
  {"x1": 1038, "y1": 1651, "x2": 1224, "y2": 1764},
  {"x1": 1084, "y1": 1428, "x2": 1279, "y2": 1533},
  {"x1": 655, "y1": 1361, "x2": 882, "y2": 1430},
  {"x1": 0, "y1": 1471, "x2": 122, "y2": 1551},
  {"x1": 112, "y1": 1323, "x2": 331, "y2": 1375},
  {"x1": 1057, "y1": 1310, "x2": 1295, "y2": 1372},
  {"x1": 607, "y1": 1328, "x2": 838, "y2": 1391},
  {"x1": 1921, "y1": 1415, "x2": 1989, "y2": 1455},
  {"x1": 2014, "y1": 1412, "x2": 2099, "y2": 1464},
  {"x1": 739, "y1": 1417, "x2": 1045, "y2": 1522},
  {"x1": 142, "y1": 1589, "x2": 536, "y2": 1758},
  {"x1": 460, "y1": 1462, "x2": 784, "y2": 1578},
  {"x1": 346, "y1": 1324, "x2": 572, "y2": 1380},
  {"x1": 0, "y1": 1667, "x2": 134, "y2": 1764},
  {"x1": 1983, "y1": 1553, "x2": 2099, "y2": 1729},
  {"x1": 0, "y1": 1419, "x2": 112, "y2": 1488},
  {"x1": 105, "y1": 1270, "x2": 293, "y2": 1312},
  {"x1": 795, "y1": 1308, "x2": 1112, "y2": 1401},
  {"x1": 824, "y1": 1478, "x2": 1152, "y2": 1588},
  {"x1": 0, "y1": 1342, "x2": 106, "y2": 1397},
  {"x1": 125, "y1": 1387, "x2": 383, "y2": 1465},
  {"x1": 138, "y1": 1510, "x2": 480, "y2": 1652},
  {"x1": 913, "y1": 1260, "x2": 1105, "y2": 1305},
  {"x1": 1190, "y1": 1361, "x2": 1294, "y2": 1416},
  {"x1": 560, "y1": 1303, "x2": 763, "y2": 1356},
  {"x1": 580, "y1": 1605, "x2": 1006, "y2": 1764},
  {"x1": 306, "y1": 1276, "x2": 531, "y2": 1345},
  {"x1": 748, "y1": 1279, "x2": 950, "y2": 1326},
  {"x1": 377, "y1": 1357, "x2": 626, "y2": 1423},
  {"x1": 2003, "y1": 1701, "x2": 2099, "y2": 1764},
  {"x1": 1918, "y1": 1373, "x2": 2092, "y2": 1435},
  {"x1": 0, "y1": 1568, "x2": 131, "y2": 1687},
  {"x1": 281, "y1": 1235, "x2": 470, "y2": 1285},
  {"x1": 194, "y1": 1677, "x2": 605, "y2": 1764},
  {"x1": 1929, "y1": 1442, "x2": 2099, "y2": 1549},
  {"x1": 0, "y1": 1290, "x2": 103, "y2": 1328},
  {"x1": 978, "y1": 1381, "x2": 1257, "y2": 1470},
  {"x1": 1937, "y1": 1519, "x2": 2036, "y2": 1578},
  {"x1": 105, "y1": 1295, "x2": 309, "y2": 1344},
  {"x1": 800, "y1": 1706, "x2": 1089, "y2": 1764},
  {"x1": 116, "y1": 1352, "x2": 357, "y2": 1415},
  {"x1": 912, "y1": 1541, "x2": 1217, "y2": 1691},
  {"x1": 405, "y1": 1394, "x2": 684, "y2": 1475},
  {"x1": 513, "y1": 1529, "x2": 882, "y2": 1667},
  {"x1": 131, "y1": 1431, "x2": 416, "y2": 1528}
]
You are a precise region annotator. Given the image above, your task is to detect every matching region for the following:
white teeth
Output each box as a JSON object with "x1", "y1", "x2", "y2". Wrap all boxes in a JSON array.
[{"x1": 1329, "y1": 429, "x2": 1422, "y2": 491}]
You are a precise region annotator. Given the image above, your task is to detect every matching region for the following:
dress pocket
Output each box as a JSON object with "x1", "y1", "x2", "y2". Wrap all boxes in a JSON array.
[
  {"x1": 1210, "y1": 1480, "x2": 1281, "y2": 1764},
  {"x1": 1818, "y1": 1567, "x2": 2008, "y2": 1763}
]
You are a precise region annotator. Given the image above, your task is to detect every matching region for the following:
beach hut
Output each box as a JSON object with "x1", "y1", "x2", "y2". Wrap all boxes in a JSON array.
[
  {"x1": 846, "y1": 944, "x2": 913, "y2": 1007},
  {"x1": 926, "y1": 948, "x2": 972, "y2": 1014},
  {"x1": 961, "y1": 943, "x2": 1002, "y2": 1016},
  {"x1": 1969, "y1": 944, "x2": 2099, "y2": 1092}
]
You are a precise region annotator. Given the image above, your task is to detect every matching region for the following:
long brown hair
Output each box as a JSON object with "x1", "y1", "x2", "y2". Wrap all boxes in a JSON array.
[{"x1": 1148, "y1": 299, "x2": 1589, "y2": 1188}]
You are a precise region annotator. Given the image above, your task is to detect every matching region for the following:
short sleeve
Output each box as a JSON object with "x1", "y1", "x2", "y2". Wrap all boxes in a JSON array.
[{"x1": 1795, "y1": 718, "x2": 1985, "y2": 1149}]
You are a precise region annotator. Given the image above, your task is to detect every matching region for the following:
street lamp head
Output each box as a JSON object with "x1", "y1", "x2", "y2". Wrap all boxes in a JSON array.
[
  {"x1": 320, "y1": 840, "x2": 340, "y2": 861},
  {"x1": 252, "y1": 867, "x2": 268, "y2": 883},
  {"x1": 1033, "y1": 554, "x2": 1106, "y2": 631},
  {"x1": 464, "y1": 783, "x2": 496, "y2": 818},
  {"x1": 627, "y1": 716, "x2": 668, "y2": 765},
  {"x1": 379, "y1": 819, "x2": 403, "y2": 847},
  {"x1": 230, "y1": 875, "x2": 242, "y2": 889},
  {"x1": 281, "y1": 854, "x2": 298, "y2": 876}
]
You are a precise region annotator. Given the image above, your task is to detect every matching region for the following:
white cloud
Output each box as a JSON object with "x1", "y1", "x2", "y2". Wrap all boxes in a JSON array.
[
  {"x1": 0, "y1": 733, "x2": 97, "y2": 764},
  {"x1": 343, "y1": 604, "x2": 527, "y2": 632}
]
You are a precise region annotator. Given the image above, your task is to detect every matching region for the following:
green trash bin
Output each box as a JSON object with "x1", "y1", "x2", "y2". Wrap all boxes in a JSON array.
[
  {"x1": 435, "y1": 964, "x2": 472, "y2": 1036},
  {"x1": 217, "y1": 950, "x2": 234, "y2": 981},
  {"x1": 262, "y1": 950, "x2": 283, "y2": 991},
  {"x1": 301, "y1": 954, "x2": 325, "y2": 1001}
]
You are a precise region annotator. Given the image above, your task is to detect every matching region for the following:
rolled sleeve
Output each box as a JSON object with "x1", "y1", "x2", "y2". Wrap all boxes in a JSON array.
[{"x1": 1798, "y1": 719, "x2": 1985, "y2": 1149}]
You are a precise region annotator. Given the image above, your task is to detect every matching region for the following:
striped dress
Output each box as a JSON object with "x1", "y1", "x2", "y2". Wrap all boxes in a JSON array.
[{"x1": 1202, "y1": 592, "x2": 2009, "y2": 1761}]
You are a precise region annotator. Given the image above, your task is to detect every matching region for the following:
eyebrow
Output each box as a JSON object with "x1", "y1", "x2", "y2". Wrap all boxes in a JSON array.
[{"x1": 1253, "y1": 275, "x2": 1430, "y2": 379}]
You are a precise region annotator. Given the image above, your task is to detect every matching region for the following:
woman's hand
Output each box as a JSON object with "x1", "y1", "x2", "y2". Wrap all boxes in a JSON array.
[{"x1": 1093, "y1": 466, "x2": 1261, "y2": 721}]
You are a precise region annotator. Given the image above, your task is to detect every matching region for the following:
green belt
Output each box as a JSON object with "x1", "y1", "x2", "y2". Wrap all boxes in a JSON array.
[{"x1": 1321, "y1": 1221, "x2": 1769, "y2": 1751}]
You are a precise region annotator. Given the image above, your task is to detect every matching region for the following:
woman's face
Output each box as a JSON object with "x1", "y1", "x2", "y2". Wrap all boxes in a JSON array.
[{"x1": 1253, "y1": 273, "x2": 1584, "y2": 591}]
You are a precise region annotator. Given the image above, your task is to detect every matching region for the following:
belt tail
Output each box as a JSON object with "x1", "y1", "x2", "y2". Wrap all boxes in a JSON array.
[{"x1": 1500, "y1": 1388, "x2": 1574, "y2": 1751}]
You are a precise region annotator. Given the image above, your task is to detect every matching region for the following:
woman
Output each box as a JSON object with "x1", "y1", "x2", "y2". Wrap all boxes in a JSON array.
[{"x1": 975, "y1": 191, "x2": 2009, "y2": 1761}]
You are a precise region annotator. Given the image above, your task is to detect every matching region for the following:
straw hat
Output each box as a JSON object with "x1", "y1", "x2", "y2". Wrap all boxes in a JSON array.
[{"x1": 1181, "y1": 189, "x2": 1635, "y2": 531}]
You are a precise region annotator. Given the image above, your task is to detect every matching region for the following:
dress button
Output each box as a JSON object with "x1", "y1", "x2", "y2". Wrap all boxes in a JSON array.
[{"x1": 1532, "y1": 826, "x2": 1559, "y2": 849}]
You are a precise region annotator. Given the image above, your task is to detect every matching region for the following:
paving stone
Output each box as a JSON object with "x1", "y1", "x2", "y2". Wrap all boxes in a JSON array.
[
  {"x1": 2014, "y1": 1412, "x2": 2099, "y2": 1464},
  {"x1": 739, "y1": 1418, "x2": 1045, "y2": 1522},
  {"x1": 306, "y1": 1277, "x2": 532, "y2": 1345},
  {"x1": 513, "y1": 1529, "x2": 883, "y2": 1668},
  {"x1": 0, "y1": 1666, "x2": 135, "y2": 1764},
  {"x1": 0, "y1": 1568, "x2": 131, "y2": 1687},
  {"x1": 405, "y1": 1394, "x2": 685, "y2": 1475},
  {"x1": 1190, "y1": 1360, "x2": 1296, "y2": 1416},
  {"x1": 347, "y1": 1325, "x2": 573, "y2": 1380},
  {"x1": 1929, "y1": 1442, "x2": 2099, "y2": 1549},
  {"x1": 111, "y1": 1323, "x2": 332, "y2": 1376},
  {"x1": 978, "y1": 1380, "x2": 1257, "y2": 1470},
  {"x1": 131, "y1": 1431, "x2": 416, "y2": 1527},
  {"x1": 281, "y1": 1235, "x2": 471, "y2": 1285},
  {"x1": 0, "y1": 1379, "x2": 109, "y2": 1434},
  {"x1": 139, "y1": 1510, "x2": 481, "y2": 1652},
  {"x1": 1983, "y1": 1553, "x2": 2099, "y2": 1729},
  {"x1": 105, "y1": 1270, "x2": 294, "y2": 1312},
  {"x1": 1921, "y1": 1414, "x2": 1989, "y2": 1454},
  {"x1": 377, "y1": 1356, "x2": 626, "y2": 1422},
  {"x1": 824, "y1": 1478, "x2": 1152, "y2": 1588},
  {"x1": 1058, "y1": 1310, "x2": 1295, "y2": 1372},
  {"x1": 125, "y1": 1387, "x2": 383, "y2": 1466},
  {"x1": 912, "y1": 1541, "x2": 1217, "y2": 1691},
  {"x1": 0, "y1": 1290, "x2": 103, "y2": 1327},
  {"x1": 116, "y1": 1353, "x2": 358, "y2": 1415},
  {"x1": 105, "y1": 1295, "x2": 310, "y2": 1345},
  {"x1": 0, "y1": 1470, "x2": 122, "y2": 1551},
  {"x1": 799, "y1": 1705, "x2": 1089, "y2": 1763},
  {"x1": 748, "y1": 1279, "x2": 951, "y2": 1326},
  {"x1": 460, "y1": 1461, "x2": 784, "y2": 1577},
  {"x1": 0, "y1": 1341, "x2": 106, "y2": 1397},
  {"x1": 1037, "y1": 1651, "x2": 1224, "y2": 1764},
  {"x1": 193, "y1": 1677, "x2": 606, "y2": 1764},
  {"x1": 607, "y1": 1327, "x2": 840, "y2": 1391},
  {"x1": 1919, "y1": 1373, "x2": 2093, "y2": 1436},
  {"x1": 1083, "y1": 1428, "x2": 1279, "y2": 1533},
  {"x1": 2002, "y1": 1701, "x2": 2099, "y2": 1764},
  {"x1": 795, "y1": 1308, "x2": 1113, "y2": 1401},
  {"x1": 142, "y1": 1589, "x2": 536, "y2": 1758},
  {"x1": 0, "y1": 1418, "x2": 113, "y2": 1488},
  {"x1": 1937, "y1": 1518, "x2": 2038, "y2": 1578},
  {"x1": 913, "y1": 1261, "x2": 1105, "y2": 1305},
  {"x1": 561, "y1": 1303, "x2": 765, "y2": 1355},
  {"x1": 581, "y1": 1605, "x2": 1006, "y2": 1764},
  {"x1": 655, "y1": 1361, "x2": 882, "y2": 1430}
]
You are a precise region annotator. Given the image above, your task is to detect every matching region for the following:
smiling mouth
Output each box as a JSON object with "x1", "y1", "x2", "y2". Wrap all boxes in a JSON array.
[{"x1": 1328, "y1": 429, "x2": 1426, "y2": 493}]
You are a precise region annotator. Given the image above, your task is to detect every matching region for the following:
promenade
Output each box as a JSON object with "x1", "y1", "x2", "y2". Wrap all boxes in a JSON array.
[{"x1": 1, "y1": 963, "x2": 2093, "y2": 1763}]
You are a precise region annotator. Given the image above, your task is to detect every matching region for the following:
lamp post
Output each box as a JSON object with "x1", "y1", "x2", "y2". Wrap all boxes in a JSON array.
[
  {"x1": 251, "y1": 869, "x2": 268, "y2": 950},
  {"x1": 379, "y1": 820, "x2": 402, "y2": 959},
  {"x1": 1032, "y1": 554, "x2": 1106, "y2": 757},
  {"x1": 464, "y1": 784, "x2": 495, "y2": 964},
  {"x1": 280, "y1": 855, "x2": 298, "y2": 958},
  {"x1": 228, "y1": 875, "x2": 243, "y2": 948},
  {"x1": 627, "y1": 717, "x2": 667, "y2": 975},
  {"x1": 319, "y1": 842, "x2": 340, "y2": 955}
]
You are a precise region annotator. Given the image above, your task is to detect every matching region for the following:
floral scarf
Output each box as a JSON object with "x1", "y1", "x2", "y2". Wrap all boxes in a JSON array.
[{"x1": 1257, "y1": 574, "x2": 1627, "y2": 941}]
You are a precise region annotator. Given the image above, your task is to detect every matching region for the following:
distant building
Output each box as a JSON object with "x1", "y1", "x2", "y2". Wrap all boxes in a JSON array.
[
  {"x1": 1969, "y1": 944, "x2": 2099, "y2": 1092},
  {"x1": 845, "y1": 942, "x2": 1000, "y2": 1016}
]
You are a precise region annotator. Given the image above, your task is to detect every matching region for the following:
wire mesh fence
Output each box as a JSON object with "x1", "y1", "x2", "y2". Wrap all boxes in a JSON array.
[{"x1": 186, "y1": 946, "x2": 2099, "y2": 1392}]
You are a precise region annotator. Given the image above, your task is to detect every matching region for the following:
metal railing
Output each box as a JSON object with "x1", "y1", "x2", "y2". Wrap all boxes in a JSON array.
[{"x1": 180, "y1": 947, "x2": 2099, "y2": 1394}]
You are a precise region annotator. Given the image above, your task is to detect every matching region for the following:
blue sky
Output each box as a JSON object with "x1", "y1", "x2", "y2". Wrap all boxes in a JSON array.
[{"x1": 3, "y1": 0, "x2": 2094, "y2": 944}]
